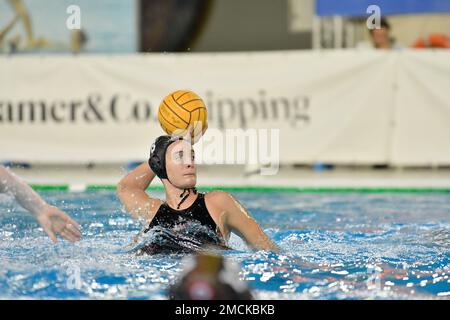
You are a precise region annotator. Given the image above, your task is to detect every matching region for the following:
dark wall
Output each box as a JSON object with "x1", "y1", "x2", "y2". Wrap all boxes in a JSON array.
[
  {"x1": 139, "y1": 0, "x2": 212, "y2": 52},
  {"x1": 192, "y1": 0, "x2": 312, "y2": 51}
]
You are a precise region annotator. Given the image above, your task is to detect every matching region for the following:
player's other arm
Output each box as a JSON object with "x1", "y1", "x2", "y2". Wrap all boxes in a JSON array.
[
  {"x1": 117, "y1": 162, "x2": 161, "y2": 222},
  {"x1": 211, "y1": 191, "x2": 280, "y2": 252}
]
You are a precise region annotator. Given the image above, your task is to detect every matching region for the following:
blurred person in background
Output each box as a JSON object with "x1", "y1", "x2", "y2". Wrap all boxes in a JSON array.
[
  {"x1": 358, "y1": 17, "x2": 403, "y2": 49},
  {"x1": 6, "y1": 33, "x2": 21, "y2": 54},
  {"x1": 0, "y1": 13, "x2": 19, "y2": 51},
  {"x1": 168, "y1": 253, "x2": 253, "y2": 300},
  {"x1": 0, "y1": 166, "x2": 81, "y2": 242},
  {"x1": 70, "y1": 29, "x2": 88, "y2": 54}
]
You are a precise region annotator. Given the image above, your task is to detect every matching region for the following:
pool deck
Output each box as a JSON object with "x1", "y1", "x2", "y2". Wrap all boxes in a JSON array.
[{"x1": 7, "y1": 164, "x2": 450, "y2": 191}]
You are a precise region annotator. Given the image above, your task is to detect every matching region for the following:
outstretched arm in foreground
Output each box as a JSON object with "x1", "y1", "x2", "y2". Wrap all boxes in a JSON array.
[{"x1": 0, "y1": 166, "x2": 81, "y2": 242}]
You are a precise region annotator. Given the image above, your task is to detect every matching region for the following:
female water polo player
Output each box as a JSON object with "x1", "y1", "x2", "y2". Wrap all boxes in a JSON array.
[
  {"x1": 0, "y1": 166, "x2": 81, "y2": 242},
  {"x1": 117, "y1": 135, "x2": 279, "y2": 254}
]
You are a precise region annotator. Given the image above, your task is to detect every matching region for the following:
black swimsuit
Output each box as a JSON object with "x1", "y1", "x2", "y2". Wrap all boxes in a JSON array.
[{"x1": 139, "y1": 192, "x2": 227, "y2": 254}]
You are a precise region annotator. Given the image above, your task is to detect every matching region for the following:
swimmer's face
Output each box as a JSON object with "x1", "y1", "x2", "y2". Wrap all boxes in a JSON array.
[
  {"x1": 165, "y1": 140, "x2": 197, "y2": 189},
  {"x1": 370, "y1": 27, "x2": 390, "y2": 48}
]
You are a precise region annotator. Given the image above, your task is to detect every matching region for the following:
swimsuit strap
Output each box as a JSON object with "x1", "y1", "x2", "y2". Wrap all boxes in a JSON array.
[{"x1": 177, "y1": 187, "x2": 197, "y2": 209}]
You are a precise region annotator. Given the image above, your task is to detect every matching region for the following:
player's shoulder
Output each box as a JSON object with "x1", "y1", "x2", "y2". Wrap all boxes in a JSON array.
[
  {"x1": 204, "y1": 190, "x2": 234, "y2": 207},
  {"x1": 205, "y1": 189, "x2": 230, "y2": 200}
]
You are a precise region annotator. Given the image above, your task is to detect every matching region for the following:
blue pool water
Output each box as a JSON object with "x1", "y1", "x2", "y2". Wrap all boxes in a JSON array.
[{"x1": 0, "y1": 190, "x2": 449, "y2": 299}]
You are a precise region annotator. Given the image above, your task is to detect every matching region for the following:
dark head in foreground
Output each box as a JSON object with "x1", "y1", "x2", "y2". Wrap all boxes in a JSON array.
[{"x1": 169, "y1": 253, "x2": 253, "y2": 300}]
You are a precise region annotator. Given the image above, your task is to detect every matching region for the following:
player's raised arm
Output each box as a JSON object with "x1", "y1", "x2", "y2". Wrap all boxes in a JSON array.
[{"x1": 117, "y1": 162, "x2": 162, "y2": 222}]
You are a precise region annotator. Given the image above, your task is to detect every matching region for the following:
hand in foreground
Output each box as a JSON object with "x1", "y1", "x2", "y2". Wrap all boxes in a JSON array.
[{"x1": 35, "y1": 205, "x2": 81, "y2": 243}]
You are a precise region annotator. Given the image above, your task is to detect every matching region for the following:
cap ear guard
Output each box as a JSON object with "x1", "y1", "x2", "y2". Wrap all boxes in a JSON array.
[
  {"x1": 149, "y1": 140, "x2": 167, "y2": 179},
  {"x1": 148, "y1": 135, "x2": 181, "y2": 180},
  {"x1": 149, "y1": 152, "x2": 167, "y2": 179}
]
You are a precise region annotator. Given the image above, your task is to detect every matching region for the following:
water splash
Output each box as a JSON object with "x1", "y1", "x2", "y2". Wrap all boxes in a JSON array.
[{"x1": 0, "y1": 190, "x2": 449, "y2": 299}]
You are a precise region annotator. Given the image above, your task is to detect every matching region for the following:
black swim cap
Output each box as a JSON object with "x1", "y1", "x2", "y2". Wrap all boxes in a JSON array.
[{"x1": 149, "y1": 135, "x2": 182, "y2": 179}]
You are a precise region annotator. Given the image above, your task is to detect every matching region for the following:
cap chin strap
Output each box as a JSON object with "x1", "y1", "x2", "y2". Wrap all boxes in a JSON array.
[
  {"x1": 177, "y1": 187, "x2": 198, "y2": 209},
  {"x1": 166, "y1": 177, "x2": 197, "y2": 209}
]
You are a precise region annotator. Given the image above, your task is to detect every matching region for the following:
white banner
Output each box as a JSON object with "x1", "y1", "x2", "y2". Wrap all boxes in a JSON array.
[
  {"x1": 0, "y1": 50, "x2": 449, "y2": 166},
  {"x1": 391, "y1": 51, "x2": 450, "y2": 166}
]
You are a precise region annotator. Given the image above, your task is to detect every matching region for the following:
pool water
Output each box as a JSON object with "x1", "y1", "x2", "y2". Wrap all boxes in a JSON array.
[{"x1": 0, "y1": 190, "x2": 449, "y2": 300}]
